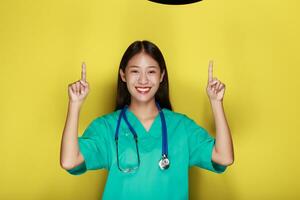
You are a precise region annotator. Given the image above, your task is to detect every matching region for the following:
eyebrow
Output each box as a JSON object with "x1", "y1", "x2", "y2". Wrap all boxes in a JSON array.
[{"x1": 128, "y1": 65, "x2": 159, "y2": 69}]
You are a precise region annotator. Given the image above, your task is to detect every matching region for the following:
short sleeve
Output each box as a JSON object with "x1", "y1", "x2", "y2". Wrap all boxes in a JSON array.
[
  {"x1": 66, "y1": 118, "x2": 109, "y2": 175},
  {"x1": 184, "y1": 115, "x2": 227, "y2": 174}
]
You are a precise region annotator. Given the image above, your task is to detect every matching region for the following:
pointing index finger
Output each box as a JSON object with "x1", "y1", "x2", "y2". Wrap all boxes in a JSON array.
[
  {"x1": 208, "y1": 60, "x2": 213, "y2": 82},
  {"x1": 81, "y1": 62, "x2": 86, "y2": 82}
]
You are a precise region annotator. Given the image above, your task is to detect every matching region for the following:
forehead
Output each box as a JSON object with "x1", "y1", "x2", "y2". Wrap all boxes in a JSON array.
[{"x1": 127, "y1": 53, "x2": 159, "y2": 69}]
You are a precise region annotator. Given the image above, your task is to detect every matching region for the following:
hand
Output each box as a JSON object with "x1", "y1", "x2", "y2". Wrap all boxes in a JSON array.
[
  {"x1": 68, "y1": 62, "x2": 90, "y2": 105},
  {"x1": 206, "y1": 60, "x2": 226, "y2": 102}
]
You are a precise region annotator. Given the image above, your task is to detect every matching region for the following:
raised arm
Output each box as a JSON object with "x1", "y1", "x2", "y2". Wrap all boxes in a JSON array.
[
  {"x1": 60, "y1": 62, "x2": 90, "y2": 169},
  {"x1": 206, "y1": 60, "x2": 234, "y2": 166}
]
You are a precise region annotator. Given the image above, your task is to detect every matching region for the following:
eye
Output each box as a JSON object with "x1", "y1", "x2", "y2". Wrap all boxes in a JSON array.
[
  {"x1": 149, "y1": 70, "x2": 156, "y2": 74},
  {"x1": 131, "y1": 70, "x2": 138, "y2": 73}
]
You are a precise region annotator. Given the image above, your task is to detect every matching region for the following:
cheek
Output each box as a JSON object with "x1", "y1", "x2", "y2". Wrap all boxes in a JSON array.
[
  {"x1": 126, "y1": 77, "x2": 136, "y2": 86},
  {"x1": 126, "y1": 79, "x2": 137, "y2": 92},
  {"x1": 151, "y1": 76, "x2": 161, "y2": 84}
]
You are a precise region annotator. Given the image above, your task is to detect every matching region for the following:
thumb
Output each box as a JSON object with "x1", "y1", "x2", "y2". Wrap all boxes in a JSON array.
[
  {"x1": 208, "y1": 79, "x2": 218, "y2": 87},
  {"x1": 80, "y1": 80, "x2": 88, "y2": 87}
]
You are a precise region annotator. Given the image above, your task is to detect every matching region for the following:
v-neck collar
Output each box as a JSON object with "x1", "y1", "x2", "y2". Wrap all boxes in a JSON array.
[{"x1": 125, "y1": 108, "x2": 165, "y2": 138}]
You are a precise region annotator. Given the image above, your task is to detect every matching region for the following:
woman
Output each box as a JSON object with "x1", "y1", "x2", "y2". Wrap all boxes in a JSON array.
[{"x1": 60, "y1": 40, "x2": 234, "y2": 199}]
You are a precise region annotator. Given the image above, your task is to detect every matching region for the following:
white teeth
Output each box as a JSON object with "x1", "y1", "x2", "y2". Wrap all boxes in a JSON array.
[{"x1": 136, "y1": 87, "x2": 151, "y2": 92}]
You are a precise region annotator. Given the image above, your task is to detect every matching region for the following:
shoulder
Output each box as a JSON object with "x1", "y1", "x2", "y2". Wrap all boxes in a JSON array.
[
  {"x1": 94, "y1": 108, "x2": 187, "y2": 120},
  {"x1": 161, "y1": 108, "x2": 194, "y2": 126},
  {"x1": 163, "y1": 109, "x2": 205, "y2": 130},
  {"x1": 82, "y1": 110, "x2": 122, "y2": 135},
  {"x1": 162, "y1": 108, "x2": 185, "y2": 118},
  {"x1": 91, "y1": 107, "x2": 193, "y2": 124},
  {"x1": 90, "y1": 109, "x2": 122, "y2": 125},
  {"x1": 163, "y1": 108, "x2": 193, "y2": 119},
  {"x1": 100, "y1": 109, "x2": 122, "y2": 122}
]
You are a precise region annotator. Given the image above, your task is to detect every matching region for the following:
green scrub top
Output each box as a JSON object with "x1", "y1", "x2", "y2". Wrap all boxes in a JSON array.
[{"x1": 66, "y1": 108, "x2": 227, "y2": 199}]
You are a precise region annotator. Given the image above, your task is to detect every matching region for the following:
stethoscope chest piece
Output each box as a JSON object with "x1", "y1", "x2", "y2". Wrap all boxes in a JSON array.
[{"x1": 158, "y1": 154, "x2": 170, "y2": 170}]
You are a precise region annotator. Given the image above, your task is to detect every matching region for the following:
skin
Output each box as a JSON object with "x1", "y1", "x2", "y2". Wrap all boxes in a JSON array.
[
  {"x1": 206, "y1": 60, "x2": 234, "y2": 166},
  {"x1": 60, "y1": 62, "x2": 90, "y2": 169}
]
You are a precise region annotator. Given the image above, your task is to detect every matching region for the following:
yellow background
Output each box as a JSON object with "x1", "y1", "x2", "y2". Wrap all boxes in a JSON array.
[{"x1": 1, "y1": 0, "x2": 299, "y2": 199}]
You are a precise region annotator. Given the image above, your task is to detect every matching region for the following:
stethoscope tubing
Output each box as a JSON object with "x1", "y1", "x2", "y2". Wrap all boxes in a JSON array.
[{"x1": 114, "y1": 101, "x2": 169, "y2": 172}]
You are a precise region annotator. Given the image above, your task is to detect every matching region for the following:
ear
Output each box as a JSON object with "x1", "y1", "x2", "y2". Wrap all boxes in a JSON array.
[
  {"x1": 119, "y1": 69, "x2": 126, "y2": 82},
  {"x1": 160, "y1": 69, "x2": 165, "y2": 83}
]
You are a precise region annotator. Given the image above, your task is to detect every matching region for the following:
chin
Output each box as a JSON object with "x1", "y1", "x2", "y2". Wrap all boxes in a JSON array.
[
  {"x1": 131, "y1": 93, "x2": 156, "y2": 103},
  {"x1": 132, "y1": 96, "x2": 155, "y2": 103}
]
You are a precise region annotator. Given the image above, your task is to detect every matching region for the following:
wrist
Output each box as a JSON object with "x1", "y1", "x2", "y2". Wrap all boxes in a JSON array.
[
  {"x1": 68, "y1": 101, "x2": 82, "y2": 109},
  {"x1": 209, "y1": 99, "x2": 223, "y2": 105}
]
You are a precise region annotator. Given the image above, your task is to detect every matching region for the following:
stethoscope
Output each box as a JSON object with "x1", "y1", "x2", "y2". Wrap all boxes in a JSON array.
[{"x1": 114, "y1": 101, "x2": 170, "y2": 173}]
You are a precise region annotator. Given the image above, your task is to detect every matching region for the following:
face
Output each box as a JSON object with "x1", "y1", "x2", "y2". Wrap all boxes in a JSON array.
[{"x1": 120, "y1": 52, "x2": 165, "y2": 104}]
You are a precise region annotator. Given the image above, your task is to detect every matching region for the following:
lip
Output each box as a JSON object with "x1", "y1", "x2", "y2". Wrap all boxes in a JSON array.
[
  {"x1": 135, "y1": 87, "x2": 151, "y2": 94},
  {"x1": 135, "y1": 87, "x2": 152, "y2": 90}
]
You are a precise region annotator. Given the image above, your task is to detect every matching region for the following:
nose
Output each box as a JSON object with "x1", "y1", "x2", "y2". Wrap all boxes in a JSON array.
[{"x1": 137, "y1": 72, "x2": 149, "y2": 84}]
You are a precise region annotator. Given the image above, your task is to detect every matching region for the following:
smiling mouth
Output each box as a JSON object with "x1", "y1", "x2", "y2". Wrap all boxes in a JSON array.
[{"x1": 135, "y1": 87, "x2": 151, "y2": 93}]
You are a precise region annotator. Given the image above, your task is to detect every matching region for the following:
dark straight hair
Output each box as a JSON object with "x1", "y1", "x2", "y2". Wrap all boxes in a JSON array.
[{"x1": 114, "y1": 40, "x2": 173, "y2": 111}]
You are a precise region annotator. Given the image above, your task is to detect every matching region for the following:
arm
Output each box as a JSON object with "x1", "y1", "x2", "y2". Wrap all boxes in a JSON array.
[
  {"x1": 206, "y1": 60, "x2": 234, "y2": 166},
  {"x1": 60, "y1": 62, "x2": 89, "y2": 170},
  {"x1": 210, "y1": 100, "x2": 234, "y2": 166},
  {"x1": 60, "y1": 101, "x2": 84, "y2": 170}
]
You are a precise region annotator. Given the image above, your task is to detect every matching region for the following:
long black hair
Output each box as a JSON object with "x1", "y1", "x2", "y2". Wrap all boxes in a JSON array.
[{"x1": 114, "y1": 40, "x2": 173, "y2": 111}]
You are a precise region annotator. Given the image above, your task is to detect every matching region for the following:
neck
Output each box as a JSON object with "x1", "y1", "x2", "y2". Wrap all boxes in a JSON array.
[{"x1": 128, "y1": 99, "x2": 159, "y2": 120}]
